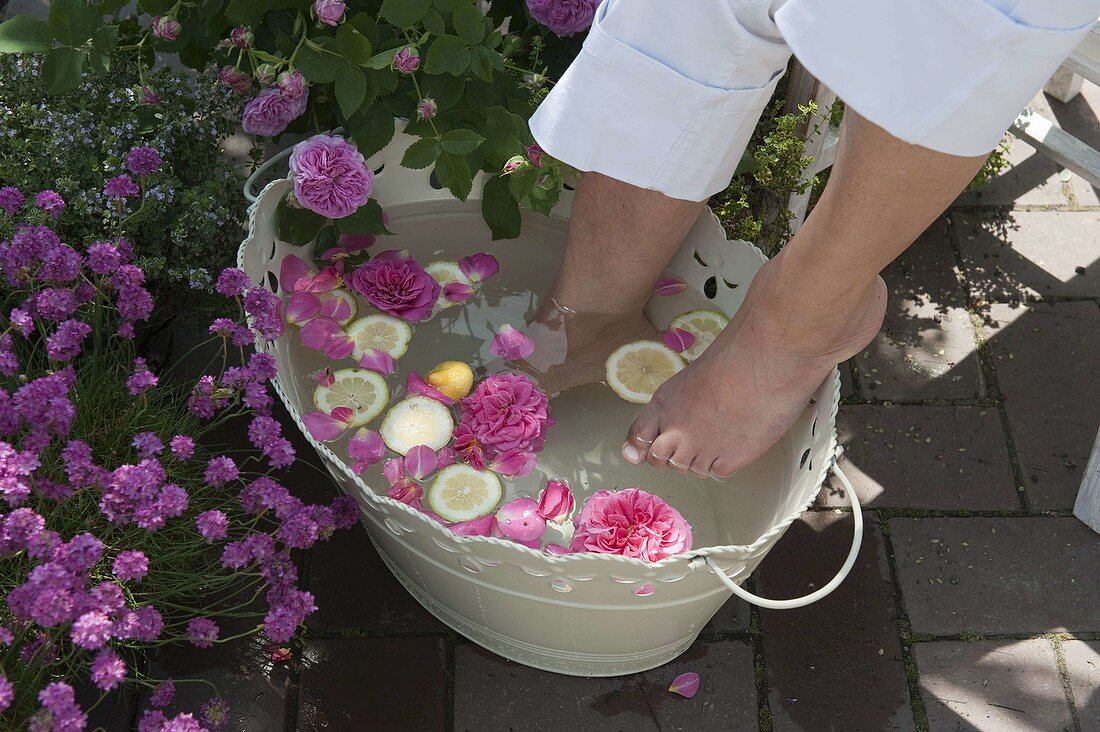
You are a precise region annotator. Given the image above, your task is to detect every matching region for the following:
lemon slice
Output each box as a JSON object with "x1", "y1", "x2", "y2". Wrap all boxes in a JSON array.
[
  {"x1": 346, "y1": 314, "x2": 413, "y2": 361},
  {"x1": 313, "y1": 368, "x2": 389, "y2": 427},
  {"x1": 605, "y1": 341, "x2": 684, "y2": 404},
  {"x1": 319, "y1": 289, "x2": 358, "y2": 325},
  {"x1": 669, "y1": 309, "x2": 729, "y2": 362},
  {"x1": 425, "y1": 261, "x2": 470, "y2": 309},
  {"x1": 427, "y1": 464, "x2": 503, "y2": 523},
  {"x1": 379, "y1": 396, "x2": 454, "y2": 455},
  {"x1": 426, "y1": 360, "x2": 474, "y2": 401}
]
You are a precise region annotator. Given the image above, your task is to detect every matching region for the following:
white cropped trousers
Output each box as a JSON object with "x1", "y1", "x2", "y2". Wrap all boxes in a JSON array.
[{"x1": 529, "y1": 0, "x2": 1100, "y2": 201}]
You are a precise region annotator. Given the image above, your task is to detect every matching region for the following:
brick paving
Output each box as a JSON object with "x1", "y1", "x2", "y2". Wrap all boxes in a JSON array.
[{"x1": 77, "y1": 87, "x2": 1099, "y2": 729}]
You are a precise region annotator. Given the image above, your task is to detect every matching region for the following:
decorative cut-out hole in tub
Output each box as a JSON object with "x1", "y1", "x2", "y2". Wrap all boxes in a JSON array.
[
  {"x1": 432, "y1": 537, "x2": 461, "y2": 554},
  {"x1": 373, "y1": 163, "x2": 386, "y2": 175},
  {"x1": 799, "y1": 448, "x2": 811, "y2": 470},
  {"x1": 266, "y1": 270, "x2": 279, "y2": 294},
  {"x1": 428, "y1": 169, "x2": 444, "y2": 190},
  {"x1": 693, "y1": 250, "x2": 708, "y2": 267},
  {"x1": 703, "y1": 276, "x2": 718, "y2": 299},
  {"x1": 383, "y1": 518, "x2": 405, "y2": 536},
  {"x1": 459, "y1": 557, "x2": 482, "y2": 574},
  {"x1": 634, "y1": 584, "x2": 655, "y2": 597},
  {"x1": 550, "y1": 578, "x2": 572, "y2": 593},
  {"x1": 723, "y1": 279, "x2": 739, "y2": 289}
]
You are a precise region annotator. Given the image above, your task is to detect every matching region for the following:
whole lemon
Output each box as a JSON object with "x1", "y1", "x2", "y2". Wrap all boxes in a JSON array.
[{"x1": 426, "y1": 360, "x2": 474, "y2": 401}]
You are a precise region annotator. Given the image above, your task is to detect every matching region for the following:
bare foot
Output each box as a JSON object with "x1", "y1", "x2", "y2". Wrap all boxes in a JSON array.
[
  {"x1": 519, "y1": 296, "x2": 657, "y2": 396},
  {"x1": 622, "y1": 252, "x2": 887, "y2": 478}
]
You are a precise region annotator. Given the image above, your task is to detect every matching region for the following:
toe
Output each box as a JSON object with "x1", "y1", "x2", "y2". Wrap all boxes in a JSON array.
[
  {"x1": 622, "y1": 407, "x2": 661, "y2": 465},
  {"x1": 667, "y1": 446, "x2": 696, "y2": 475},
  {"x1": 690, "y1": 454, "x2": 717, "y2": 479},
  {"x1": 647, "y1": 433, "x2": 679, "y2": 471},
  {"x1": 709, "y1": 456, "x2": 744, "y2": 480}
]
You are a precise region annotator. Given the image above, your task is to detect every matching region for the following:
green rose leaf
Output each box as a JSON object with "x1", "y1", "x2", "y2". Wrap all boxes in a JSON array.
[
  {"x1": 380, "y1": 0, "x2": 430, "y2": 28},
  {"x1": 137, "y1": 0, "x2": 176, "y2": 14},
  {"x1": 481, "y1": 174, "x2": 521, "y2": 240},
  {"x1": 0, "y1": 16, "x2": 53, "y2": 53},
  {"x1": 225, "y1": 0, "x2": 267, "y2": 25},
  {"x1": 43, "y1": 46, "x2": 85, "y2": 95},
  {"x1": 422, "y1": 9, "x2": 445, "y2": 36},
  {"x1": 453, "y1": 4, "x2": 486, "y2": 45},
  {"x1": 348, "y1": 103, "x2": 396, "y2": 158},
  {"x1": 336, "y1": 22, "x2": 372, "y2": 65},
  {"x1": 49, "y1": 0, "x2": 100, "y2": 47},
  {"x1": 336, "y1": 199, "x2": 393, "y2": 236},
  {"x1": 294, "y1": 39, "x2": 343, "y2": 83},
  {"x1": 432, "y1": 0, "x2": 463, "y2": 12},
  {"x1": 401, "y1": 137, "x2": 441, "y2": 169},
  {"x1": 88, "y1": 25, "x2": 117, "y2": 73},
  {"x1": 420, "y1": 72, "x2": 465, "y2": 111},
  {"x1": 336, "y1": 63, "x2": 369, "y2": 118},
  {"x1": 439, "y1": 129, "x2": 484, "y2": 155},
  {"x1": 424, "y1": 34, "x2": 470, "y2": 75},
  {"x1": 277, "y1": 196, "x2": 327, "y2": 247},
  {"x1": 435, "y1": 152, "x2": 473, "y2": 201}
]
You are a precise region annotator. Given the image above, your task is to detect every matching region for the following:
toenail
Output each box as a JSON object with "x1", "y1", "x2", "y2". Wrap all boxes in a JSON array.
[
  {"x1": 622, "y1": 444, "x2": 642, "y2": 463},
  {"x1": 634, "y1": 436, "x2": 654, "y2": 445},
  {"x1": 667, "y1": 458, "x2": 686, "y2": 470},
  {"x1": 650, "y1": 453, "x2": 671, "y2": 462}
]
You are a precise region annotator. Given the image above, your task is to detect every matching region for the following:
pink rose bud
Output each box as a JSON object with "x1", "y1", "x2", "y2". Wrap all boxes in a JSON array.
[
  {"x1": 358, "y1": 348, "x2": 395, "y2": 375},
  {"x1": 405, "y1": 445, "x2": 439, "y2": 480},
  {"x1": 443, "y1": 282, "x2": 475, "y2": 303},
  {"x1": 458, "y1": 253, "x2": 499, "y2": 283},
  {"x1": 489, "y1": 448, "x2": 537, "y2": 479},
  {"x1": 416, "y1": 97, "x2": 437, "y2": 121},
  {"x1": 314, "y1": 0, "x2": 346, "y2": 26},
  {"x1": 140, "y1": 86, "x2": 160, "y2": 106},
  {"x1": 536, "y1": 479, "x2": 575, "y2": 523},
  {"x1": 382, "y1": 458, "x2": 405, "y2": 486},
  {"x1": 303, "y1": 409, "x2": 350, "y2": 442},
  {"x1": 393, "y1": 46, "x2": 420, "y2": 73},
  {"x1": 450, "y1": 513, "x2": 496, "y2": 537},
  {"x1": 285, "y1": 291, "x2": 321, "y2": 325},
  {"x1": 436, "y1": 447, "x2": 457, "y2": 469},
  {"x1": 525, "y1": 144, "x2": 544, "y2": 167},
  {"x1": 495, "y1": 498, "x2": 547, "y2": 543},
  {"x1": 151, "y1": 16, "x2": 180, "y2": 41},
  {"x1": 218, "y1": 66, "x2": 252, "y2": 94},
  {"x1": 502, "y1": 155, "x2": 527, "y2": 174},
  {"x1": 405, "y1": 371, "x2": 456, "y2": 406},
  {"x1": 661, "y1": 327, "x2": 696, "y2": 354},
  {"x1": 230, "y1": 27, "x2": 253, "y2": 48},
  {"x1": 254, "y1": 64, "x2": 277, "y2": 86},
  {"x1": 489, "y1": 324, "x2": 535, "y2": 361},
  {"x1": 348, "y1": 428, "x2": 385, "y2": 473},
  {"x1": 312, "y1": 367, "x2": 336, "y2": 387},
  {"x1": 653, "y1": 277, "x2": 686, "y2": 297},
  {"x1": 387, "y1": 479, "x2": 422, "y2": 510}
]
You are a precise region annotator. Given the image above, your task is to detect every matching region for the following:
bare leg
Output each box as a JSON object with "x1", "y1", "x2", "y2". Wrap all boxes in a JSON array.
[
  {"x1": 523, "y1": 171, "x2": 704, "y2": 393},
  {"x1": 623, "y1": 110, "x2": 988, "y2": 476}
]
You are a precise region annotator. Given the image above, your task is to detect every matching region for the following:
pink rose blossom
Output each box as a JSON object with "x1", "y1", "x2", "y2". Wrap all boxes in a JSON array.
[
  {"x1": 570, "y1": 488, "x2": 692, "y2": 562},
  {"x1": 393, "y1": 47, "x2": 420, "y2": 73},
  {"x1": 242, "y1": 86, "x2": 306, "y2": 137},
  {"x1": 458, "y1": 373, "x2": 553, "y2": 456},
  {"x1": 348, "y1": 252, "x2": 440, "y2": 322},
  {"x1": 314, "y1": 0, "x2": 346, "y2": 26},
  {"x1": 526, "y1": 0, "x2": 599, "y2": 36},
  {"x1": 536, "y1": 479, "x2": 574, "y2": 523},
  {"x1": 489, "y1": 324, "x2": 535, "y2": 360},
  {"x1": 289, "y1": 134, "x2": 372, "y2": 219}
]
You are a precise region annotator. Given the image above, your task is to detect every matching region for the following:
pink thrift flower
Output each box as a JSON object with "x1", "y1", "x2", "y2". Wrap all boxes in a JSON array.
[
  {"x1": 349, "y1": 252, "x2": 440, "y2": 322},
  {"x1": 0, "y1": 186, "x2": 23, "y2": 216},
  {"x1": 458, "y1": 372, "x2": 553, "y2": 454},
  {"x1": 289, "y1": 134, "x2": 372, "y2": 219},
  {"x1": 661, "y1": 327, "x2": 696, "y2": 354},
  {"x1": 526, "y1": 0, "x2": 599, "y2": 36},
  {"x1": 458, "y1": 253, "x2": 499, "y2": 282},
  {"x1": 34, "y1": 189, "x2": 65, "y2": 218},
  {"x1": 126, "y1": 146, "x2": 162, "y2": 176},
  {"x1": 653, "y1": 277, "x2": 686, "y2": 297},
  {"x1": 489, "y1": 324, "x2": 534, "y2": 360},
  {"x1": 495, "y1": 497, "x2": 547, "y2": 543},
  {"x1": 393, "y1": 46, "x2": 420, "y2": 73},
  {"x1": 187, "y1": 617, "x2": 219, "y2": 648},
  {"x1": 196, "y1": 510, "x2": 229, "y2": 543},
  {"x1": 314, "y1": 0, "x2": 346, "y2": 25},
  {"x1": 150, "y1": 680, "x2": 175, "y2": 708},
  {"x1": 536, "y1": 479, "x2": 574, "y2": 523},
  {"x1": 570, "y1": 488, "x2": 692, "y2": 562}
]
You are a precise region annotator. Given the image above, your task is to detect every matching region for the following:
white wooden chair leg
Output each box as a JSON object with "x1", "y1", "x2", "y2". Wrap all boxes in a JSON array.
[
  {"x1": 1074, "y1": 425, "x2": 1100, "y2": 534},
  {"x1": 1043, "y1": 65, "x2": 1084, "y2": 104}
]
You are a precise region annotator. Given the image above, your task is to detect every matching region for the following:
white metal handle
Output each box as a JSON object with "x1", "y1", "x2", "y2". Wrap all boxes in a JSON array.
[{"x1": 703, "y1": 461, "x2": 863, "y2": 610}]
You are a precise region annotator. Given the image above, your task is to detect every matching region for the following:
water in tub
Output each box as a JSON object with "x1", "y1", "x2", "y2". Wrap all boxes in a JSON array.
[{"x1": 279, "y1": 207, "x2": 810, "y2": 551}]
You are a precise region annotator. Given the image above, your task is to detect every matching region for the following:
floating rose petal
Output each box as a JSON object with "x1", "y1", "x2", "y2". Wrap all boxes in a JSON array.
[
  {"x1": 296, "y1": 266, "x2": 342, "y2": 293},
  {"x1": 286, "y1": 291, "x2": 321, "y2": 325},
  {"x1": 634, "y1": 584, "x2": 655, "y2": 597},
  {"x1": 449, "y1": 513, "x2": 495, "y2": 537},
  {"x1": 299, "y1": 316, "x2": 343, "y2": 351},
  {"x1": 458, "y1": 253, "x2": 499, "y2": 283},
  {"x1": 303, "y1": 410, "x2": 349, "y2": 442},
  {"x1": 536, "y1": 479, "x2": 575, "y2": 523},
  {"x1": 387, "y1": 479, "x2": 422, "y2": 510},
  {"x1": 322, "y1": 232, "x2": 375, "y2": 261},
  {"x1": 312, "y1": 367, "x2": 336, "y2": 387},
  {"x1": 358, "y1": 348, "x2": 395, "y2": 375},
  {"x1": 280, "y1": 255, "x2": 311, "y2": 291},
  {"x1": 323, "y1": 331, "x2": 355, "y2": 360},
  {"x1": 544, "y1": 544, "x2": 572, "y2": 557},
  {"x1": 452, "y1": 423, "x2": 485, "y2": 470},
  {"x1": 490, "y1": 448, "x2": 537, "y2": 478},
  {"x1": 489, "y1": 324, "x2": 535, "y2": 361},
  {"x1": 661, "y1": 327, "x2": 696, "y2": 354},
  {"x1": 421, "y1": 510, "x2": 445, "y2": 524},
  {"x1": 443, "y1": 282, "x2": 475, "y2": 303},
  {"x1": 406, "y1": 371, "x2": 456, "y2": 405},
  {"x1": 373, "y1": 249, "x2": 409, "y2": 262},
  {"x1": 348, "y1": 429, "x2": 385, "y2": 473},
  {"x1": 494, "y1": 497, "x2": 547, "y2": 543},
  {"x1": 319, "y1": 292, "x2": 354, "y2": 321},
  {"x1": 405, "y1": 445, "x2": 439, "y2": 480},
  {"x1": 653, "y1": 277, "x2": 686, "y2": 297},
  {"x1": 668, "y1": 672, "x2": 700, "y2": 699},
  {"x1": 382, "y1": 458, "x2": 405, "y2": 486},
  {"x1": 271, "y1": 647, "x2": 292, "y2": 664},
  {"x1": 436, "y1": 447, "x2": 457, "y2": 469}
]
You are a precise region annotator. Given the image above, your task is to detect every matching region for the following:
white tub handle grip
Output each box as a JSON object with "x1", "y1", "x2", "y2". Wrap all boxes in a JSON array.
[
  {"x1": 243, "y1": 145, "x2": 294, "y2": 204},
  {"x1": 703, "y1": 461, "x2": 862, "y2": 610}
]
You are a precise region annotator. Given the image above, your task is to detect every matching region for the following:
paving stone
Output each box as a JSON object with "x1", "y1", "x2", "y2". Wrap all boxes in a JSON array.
[
  {"x1": 915, "y1": 639, "x2": 1072, "y2": 731},
  {"x1": 819, "y1": 405, "x2": 1019, "y2": 510},
  {"x1": 855, "y1": 218, "x2": 984, "y2": 401},
  {"x1": 980, "y1": 302, "x2": 1100, "y2": 509},
  {"x1": 957, "y1": 210, "x2": 1100, "y2": 302},
  {"x1": 755, "y1": 513, "x2": 915, "y2": 731},
  {"x1": 307, "y1": 520, "x2": 447, "y2": 634},
  {"x1": 954, "y1": 131, "x2": 1076, "y2": 209},
  {"x1": 452, "y1": 639, "x2": 757, "y2": 731},
  {"x1": 1047, "y1": 81, "x2": 1100, "y2": 207},
  {"x1": 840, "y1": 359, "x2": 856, "y2": 398},
  {"x1": 297, "y1": 637, "x2": 446, "y2": 731},
  {"x1": 700, "y1": 596, "x2": 751, "y2": 636},
  {"x1": 1062, "y1": 640, "x2": 1100, "y2": 730},
  {"x1": 891, "y1": 517, "x2": 1100, "y2": 635}
]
